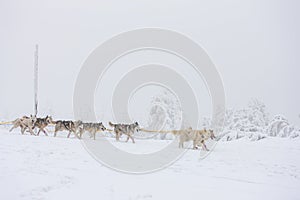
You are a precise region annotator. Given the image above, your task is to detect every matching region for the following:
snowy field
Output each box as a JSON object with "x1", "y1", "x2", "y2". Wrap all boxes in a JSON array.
[{"x1": 1, "y1": 127, "x2": 300, "y2": 200}]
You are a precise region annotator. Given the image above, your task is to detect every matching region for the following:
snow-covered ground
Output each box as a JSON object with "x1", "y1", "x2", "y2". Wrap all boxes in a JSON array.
[{"x1": 1, "y1": 127, "x2": 300, "y2": 200}]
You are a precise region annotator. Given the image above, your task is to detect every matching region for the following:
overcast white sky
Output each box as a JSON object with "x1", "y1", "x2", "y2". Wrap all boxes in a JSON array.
[{"x1": 0, "y1": 0, "x2": 299, "y2": 125}]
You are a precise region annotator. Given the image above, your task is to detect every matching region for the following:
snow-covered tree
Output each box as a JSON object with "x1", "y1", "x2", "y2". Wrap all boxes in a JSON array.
[{"x1": 144, "y1": 90, "x2": 182, "y2": 140}]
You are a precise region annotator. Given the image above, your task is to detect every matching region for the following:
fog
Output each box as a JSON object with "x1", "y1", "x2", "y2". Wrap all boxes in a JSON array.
[{"x1": 0, "y1": 0, "x2": 299, "y2": 125}]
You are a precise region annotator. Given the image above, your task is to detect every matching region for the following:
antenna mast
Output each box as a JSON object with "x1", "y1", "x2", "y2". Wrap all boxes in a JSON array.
[{"x1": 34, "y1": 44, "x2": 38, "y2": 116}]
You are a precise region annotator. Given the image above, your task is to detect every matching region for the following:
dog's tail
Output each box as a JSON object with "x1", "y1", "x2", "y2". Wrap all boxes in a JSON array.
[{"x1": 109, "y1": 121, "x2": 116, "y2": 127}]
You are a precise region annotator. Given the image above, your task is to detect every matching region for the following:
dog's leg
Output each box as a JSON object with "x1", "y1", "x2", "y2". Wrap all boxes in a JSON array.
[
  {"x1": 67, "y1": 131, "x2": 71, "y2": 138},
  {"x1": 89, "y1": 131, "x2": 93, "y2": 138},
  {"x1": 93, "y1": 130, "x2": 96, "y2": 140},
  {"x1": 130, "y1": 135, "x2": 135, "y2": 143},
  {"x1": 28, "y1": 127, "x2": 35, "y2": 136},
  {"x1": 54, "y1": 130, "x2": 57, "y2": 137},
  {"x1": 71, "y1": 128, "x2": 78, "y2": 138},
  {"x1": 116, "y1": 132, "x2": 119, "y2": 141},
  {"x1": 30, "y1": 127, "x2": 35, "y2": 136},
  {"x1": 9, "y1": 125, "x2": 16, "y2": 132},
  {"x1": 71, "y1": 127, "x2": 78, "y2": 138},
  {"x1": 116, "y1": 131, "x2": 120, "y2": 141},
  {"x1": 193, "y1": 140, "x2": 198, "y2": 150},
  {"x1": 179, "y1": 141, "x2": 183, "y2": 148},
  {"x1": 79, "y1": 130, "x2": 83, "y2": 139},
  {"x1": 73, "y1": 130, "x2": 78, "y2": 139},
  {"x1": 179, "y1": 137, "x2": 184, "y2": 148},
  {"x1": 201, "y1": 141, "x2": 209, "y2": 151},
  {"x1": 125, "y1": 134, "x2": 129, "y2": 142},
  {"x1": 37, "y1": 129, "x2": 41, "y2": 136},
  {"x1": 178, "y1": 139, "x2": 181, "y2": 148},
  {"x1": 21, "y1": 126, "x2": 25, "y2": 134},
  {"x1": 42, "y1": 128, "x2": 48, "y2": 136}
]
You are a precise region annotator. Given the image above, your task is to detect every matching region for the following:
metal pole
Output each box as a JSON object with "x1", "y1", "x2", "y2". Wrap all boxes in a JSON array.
[{"x1": 34, "y1": 44, "x2": 38, "y2": 116}]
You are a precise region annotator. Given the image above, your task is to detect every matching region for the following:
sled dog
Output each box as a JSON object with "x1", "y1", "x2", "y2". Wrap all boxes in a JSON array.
[
  {"x1": 77, "y1": 122, "x2": 106, "y2": 140},
  {"x1": 9, "y1": 115, "x2": 36, "y2": 135},
  {"x1": 53, "y1": 120, "x2": 82, "y2": 138},
  {"x1": 109, "y1": 122, "x2": 140, "y2": 143},
  {"x1": 179, "y1": 129, "x2": 216, "y2": 151},
  {"x1": 34, "y1": 116, "x2": 53, "y2": 136}
]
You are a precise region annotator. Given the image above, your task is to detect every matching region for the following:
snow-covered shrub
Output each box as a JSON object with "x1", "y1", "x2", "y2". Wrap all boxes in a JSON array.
[
  {"x1": 216, "y1": 100, "x2": 299, "y2": 141},
  {"x1": 266, "y1": 115, "x2": 300, "y2": 138},
  {"x1": 218, "y1": 129, "x2": 267, "y2": 141},
  {"x1": 218, "y1": 99, "x2": 269, "y2": 141}
]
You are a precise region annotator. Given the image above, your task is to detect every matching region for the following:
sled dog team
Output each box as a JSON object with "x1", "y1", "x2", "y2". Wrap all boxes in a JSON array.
[{"x1": 9, "y1": 115, "x2": 215, "y2": 150}]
